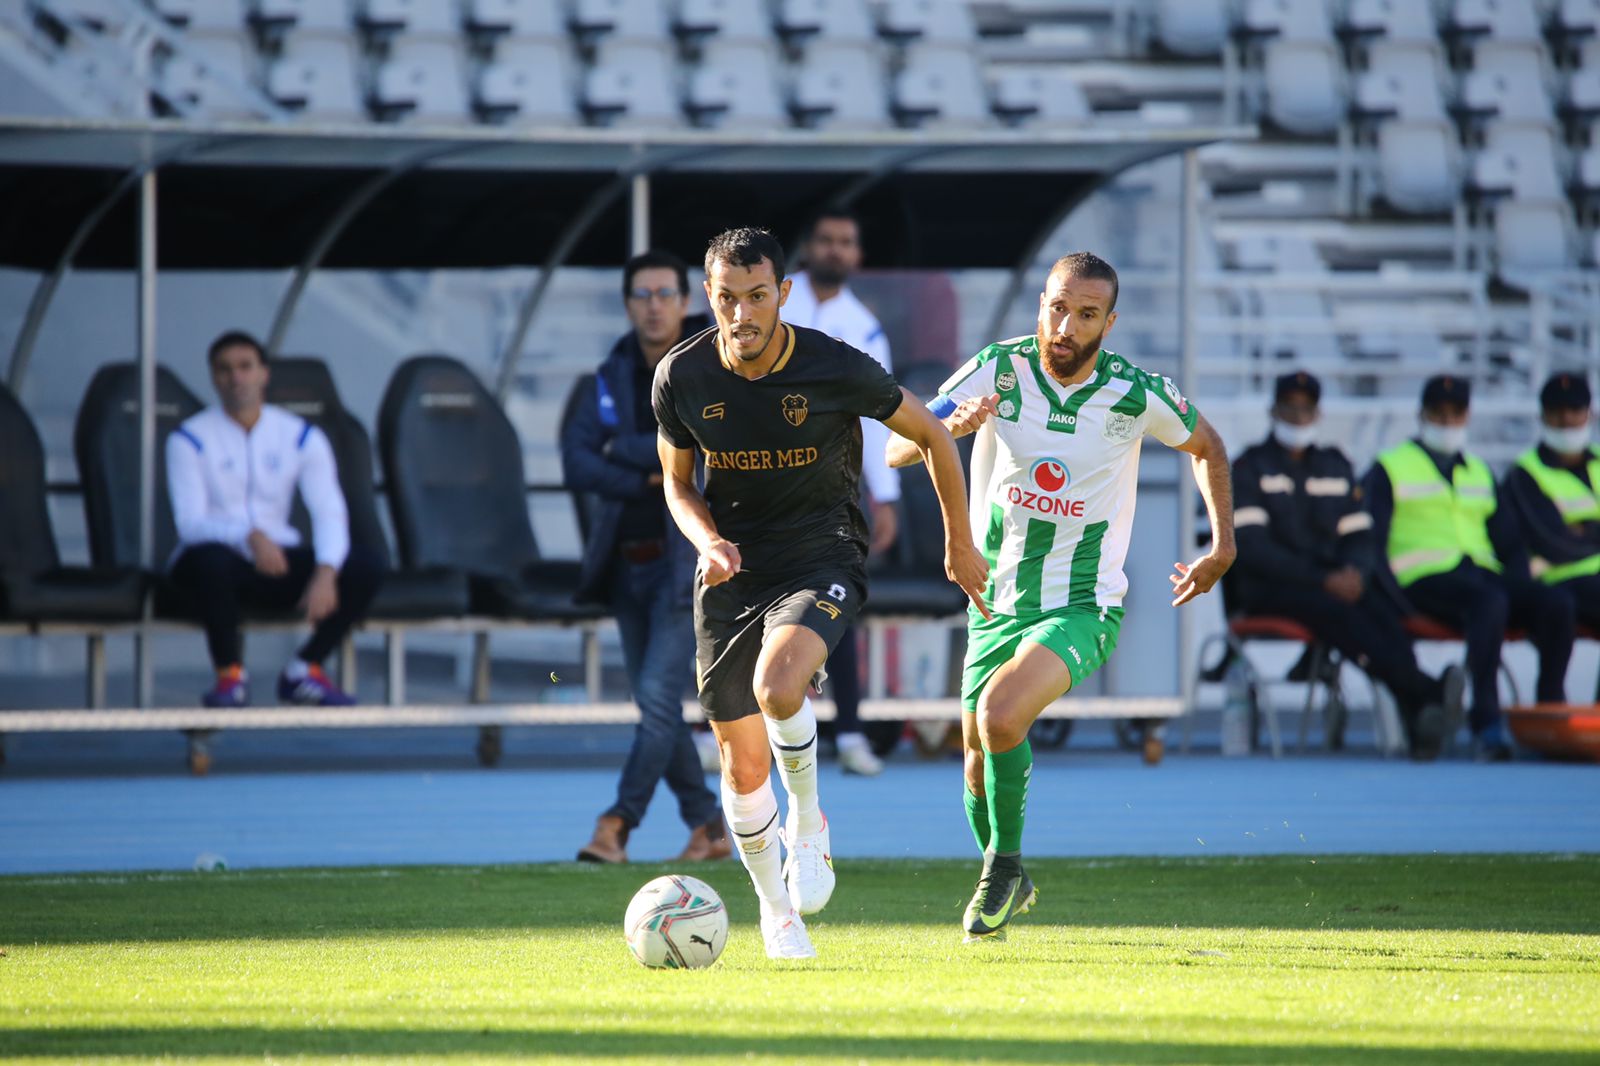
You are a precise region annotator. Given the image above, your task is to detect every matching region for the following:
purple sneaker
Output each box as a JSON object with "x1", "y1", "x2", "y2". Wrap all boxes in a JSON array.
[
  {"x1": 202, "y1": 665, "x2": 249, "y2": 708},
  {"x1": 277, "y1": 664, "x2": 356, "y2": 706}
]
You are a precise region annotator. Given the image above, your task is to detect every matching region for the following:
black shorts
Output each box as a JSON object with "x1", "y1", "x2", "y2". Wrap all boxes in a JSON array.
[{"x1": 693, "y1": 567, "x2": 867, "y2": 722}]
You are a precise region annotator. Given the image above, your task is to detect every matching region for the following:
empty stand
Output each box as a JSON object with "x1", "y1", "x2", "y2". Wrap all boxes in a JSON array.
[
  {"x1": 686, "y1": 39, "x2": 786, "y2": 128},
  {"x1": 267, "y1": 31, "x2": 366, "y2": 120},
  {"x1": 894, "y1": 43, "x2": 988, "y2": 128},
  {"x1": 370, "y1": 35, "x2": 472, "y2": 123},
  {"x1": 675, "y1": 0, "x2": 773, "y2": 43},
  {"x1": 582, "y1": 38, "x2": 681, "y2": 127},
  {"x1": 776, "y1": 0, "x2": 878, "y2": 44},
  {"x1": 476, "y1": 37, "x2": 579, "y2": 125},
  {"x1": 791, "y1": 41, "x2": 890, "y2": 129}
]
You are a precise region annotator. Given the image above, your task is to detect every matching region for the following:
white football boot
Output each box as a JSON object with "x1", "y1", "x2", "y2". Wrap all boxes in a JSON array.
[
  {"x1": 760, "y1": 908, "x2": 817, "y2": 959},
  {"x1": 783, "y1": 813, "x2": 836, "y2": 915}
]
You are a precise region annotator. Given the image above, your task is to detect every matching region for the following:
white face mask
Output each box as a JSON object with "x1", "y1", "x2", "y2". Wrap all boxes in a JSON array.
[
  {"x1": 1419, "y1": 421, "x2": 1467, "y2": 456},
  {"x1": 1272, "y1": 418, "x2": 1318, "y2": 451},
  {"x1": 1541, "y1": 423, "x2": 1592, "y2": 456}
]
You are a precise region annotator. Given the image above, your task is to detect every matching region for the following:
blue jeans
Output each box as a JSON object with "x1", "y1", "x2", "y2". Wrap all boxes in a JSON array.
[{"x1": 604, "y1": 556, "x2": 717, "y2": 831}]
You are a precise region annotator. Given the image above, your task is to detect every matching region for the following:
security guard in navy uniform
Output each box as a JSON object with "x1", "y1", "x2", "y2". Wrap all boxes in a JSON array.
[
  {"x1": 1364, "y1": 374, "x2": 1576, "y2": 761},
  {"x1": 1502, "y1": 372, "x2": 1600, "y2": 701},
  {"x1": 1231, "y1": 372, "x2": 1463, "y2": 759}
]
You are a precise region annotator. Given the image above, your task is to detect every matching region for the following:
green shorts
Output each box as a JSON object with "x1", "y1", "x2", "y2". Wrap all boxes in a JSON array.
[{"x1": 961, "y1": 605, "x2": 1125, "y2": 713}]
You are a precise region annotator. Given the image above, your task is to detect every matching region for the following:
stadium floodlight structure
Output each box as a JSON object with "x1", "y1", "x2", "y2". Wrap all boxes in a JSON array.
[{"x1": 0, "y1": 114, "x2": 1253, "y2": 761}]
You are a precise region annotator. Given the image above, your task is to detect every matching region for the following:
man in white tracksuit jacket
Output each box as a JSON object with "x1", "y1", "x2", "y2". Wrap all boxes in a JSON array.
[{"x1": 165, "y1": 331, "x2": 382, "y2": 707}]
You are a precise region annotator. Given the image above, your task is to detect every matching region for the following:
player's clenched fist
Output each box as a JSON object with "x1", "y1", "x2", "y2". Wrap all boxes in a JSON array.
[
  {"x1": 699, "y1": 538, "x2": 742, "y2": 586},
  {"x1": 946, "y1": 538, "x2": 992, "y2": 620},
  {"x1": 945, "y1": 392, "x2": 1001, "y2": 439}
]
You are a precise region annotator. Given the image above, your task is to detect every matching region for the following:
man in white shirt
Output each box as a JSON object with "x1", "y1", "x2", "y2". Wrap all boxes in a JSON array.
[
  {"x1": 165, "y1": 331, "x2": 383, "y2": 707},
  {"x1": 783, "y1": 210, "x2": 900, "y2": 776}
]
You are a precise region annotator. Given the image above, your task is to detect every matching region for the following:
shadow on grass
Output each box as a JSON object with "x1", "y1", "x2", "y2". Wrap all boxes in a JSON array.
[
  {"x1": 3, "y1": 1027, "x2": 1595, "y2": 1063},
  {"x1": 5, "y1": 855, "x2": 1599, "y2": 944}
]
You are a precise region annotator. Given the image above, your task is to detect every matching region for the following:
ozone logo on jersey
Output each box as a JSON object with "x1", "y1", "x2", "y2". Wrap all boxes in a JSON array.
[{"x1": 1029, "y1": 458, "x2": 1071, "y2": 494}]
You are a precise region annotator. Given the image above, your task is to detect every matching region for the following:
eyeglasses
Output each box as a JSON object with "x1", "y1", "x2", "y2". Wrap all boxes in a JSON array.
[{"x1": 628, "y1": 286, "x2": 682, "y2": 303}]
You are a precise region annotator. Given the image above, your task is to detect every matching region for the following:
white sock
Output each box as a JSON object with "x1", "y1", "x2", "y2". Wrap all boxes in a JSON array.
[
  {"x1": 765, "y1": 697, "x2": 822, "y2": 837},
  {"x1": 722, "y1": 777, "x2": 792, "y2": 918},
  {"x1": 283, "y1": 658, "x2": 311, "y2": 681}
]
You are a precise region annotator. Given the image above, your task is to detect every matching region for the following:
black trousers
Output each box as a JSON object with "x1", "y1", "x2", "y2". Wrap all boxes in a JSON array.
[
  {"x1": 168, "y1": 542, "x2": 385, "y2": 670},
  {"x1": 1239, "y1": 580, "x2": 1440, "y2": 727},
  {"x1": 823, "y1": 625, "x2": 864, "y2": 736},
  {"x1": 1404, "y1": 563, "x2": 1575, "y2": 732},
  {"x1": 1555, "y1": 572, "x2": 1600, "y2": 701}
]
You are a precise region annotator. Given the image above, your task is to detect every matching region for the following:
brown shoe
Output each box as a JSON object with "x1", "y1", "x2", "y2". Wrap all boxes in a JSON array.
[
  {"x1": 674, "y1": 817, "x2": 732, "y2": 862},
  {"x1": 577, "y1": 815, "x2": 630, "y2": 863}
]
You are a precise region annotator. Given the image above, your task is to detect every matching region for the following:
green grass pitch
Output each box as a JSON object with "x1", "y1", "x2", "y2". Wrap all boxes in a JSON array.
[{"x1": 2, "y1": 855, "x2": 1597, "y2": 1064}]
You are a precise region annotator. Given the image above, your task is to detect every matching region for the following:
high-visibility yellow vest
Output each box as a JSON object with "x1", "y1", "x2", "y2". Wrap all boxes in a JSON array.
[
  {"x1": 1515, "y1": 445, "x2": 1600, "y2": 584},
  {"x1": 1376, "y1": 440, "x2": 1500, "y2": 587}
]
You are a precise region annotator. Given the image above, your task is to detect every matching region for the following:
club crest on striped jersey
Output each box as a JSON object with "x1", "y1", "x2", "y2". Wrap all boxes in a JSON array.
[{"x1": 1029, "y1": 458, "x2": 1071, "y2": 494}]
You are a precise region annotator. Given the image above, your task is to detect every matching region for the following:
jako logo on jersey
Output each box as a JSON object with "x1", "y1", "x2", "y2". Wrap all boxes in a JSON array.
[
  {"x1": 781, "y1": 394, "x2": 808, "y2": 427},
  {"x1": 1047, "y1": 411, "x2": 1077, "y2": 428},
  {"x1": 1029, "y1": 458, "x2": 1071, "y2": 493}
]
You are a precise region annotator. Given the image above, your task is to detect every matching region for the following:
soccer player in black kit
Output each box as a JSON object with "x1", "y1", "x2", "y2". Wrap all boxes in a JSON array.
[{"x1": 654, "y1": 227, "x2": 989, "y2": 959}]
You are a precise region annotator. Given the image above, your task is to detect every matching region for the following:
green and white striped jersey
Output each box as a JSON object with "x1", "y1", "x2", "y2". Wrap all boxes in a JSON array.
[{"x1": 933, "y1": 338, "x2": 1198, "y2": 617}]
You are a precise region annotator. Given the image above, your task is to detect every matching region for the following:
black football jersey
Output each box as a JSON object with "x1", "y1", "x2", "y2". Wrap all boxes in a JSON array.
[{"x1": 653, "y1": 322, "x2": 904, "y2": 580}]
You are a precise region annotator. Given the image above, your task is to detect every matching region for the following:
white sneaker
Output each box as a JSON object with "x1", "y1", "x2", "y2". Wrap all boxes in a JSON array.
[
  {"x1": 836, "y1": 734, "x2": 883, "y2": 776},
  {"x1": 693, "y1": 729, "x2": 721, "y2": 774},
  {"x1": 760, "y1": 908, "x2": 817, "y2": 959},
  {"x1": 783, "y1": 814, "x2": 836, "y2": 915}
]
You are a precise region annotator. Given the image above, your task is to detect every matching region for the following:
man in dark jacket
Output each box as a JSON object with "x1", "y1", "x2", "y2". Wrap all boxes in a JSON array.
[
  {"x1": 1502, "y1": 371, "x2": 1599, "y2": 700},
  {"x1": 562, "y1": 249, "x2": 725, "y2": 864},
  {"x1": 1232, "y1": 372, "x2": 1463, "y2": 759}
]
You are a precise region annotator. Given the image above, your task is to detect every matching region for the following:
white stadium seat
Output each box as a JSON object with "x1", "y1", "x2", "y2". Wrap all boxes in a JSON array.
[
  {"x1": 360, "y1": 0, "x2": 460, "y2": 36},
  {"x1": 879, "y1": 0, "x2": 978, "y2": 45},
  {"x1": 253, "y1": 0, "x2": 355, "y2": 33},
  {"x1": 791, "y1": 41, "x2": 890, "y2": 129},
  {"x1": 267, "y1": 30, "x2": 366, "y2": 121},
  {"x1": 1240, "y1": 0, "x2": 1334, "y2": 41},
  {"x1": 1264, "y1": 38, "x2": 1347, "y2": 135},
  {"x1": 1494, "y1": 198, "x2": 1580, "y2": 277},
  {"x1": 894, "y1": 43, "x2": 988, "y2": 129},
  {"x1": 1452, "y1": 0, "x2": 1543, "y2": 44},
  {"x1": 583, "y1": 39, "x2": 682, "y2": 126},
  {"x1": 372, "y1": 36, "x2": 473, "y2": 123},
  {"x1": 1378, "y1": 119, "x2": 1464, "y2": 213},
  {"x1": 477, "y1": 37, "x2": 579, "y2": 125},
  {"x1": 571, "y1": 0, "x2": 670, "y2": 42},
  {"x1": 1462, "y1": 43, "x2": 1557, "y2": 124},
  {"x1": 1357, "y1": 40, "x2": 1450, "y2": 119},
  {"x1": 1343, "y1": 0, "x2": 1441, "y2": 43},
  {"x1": 1152, "y1": 0, "x2": 1228, "y2": 57},
  {"x1": 990, "y1": 68, "x2": 1091, "y2": 128},
  {"x1": 39, "y1": 0, "x2": 134, "y2": 31},
  {"x1": 685, "y1": 40, "x2": 786, "y2": 128},
  {"x1": 152, "y1": 0, "x2": 250, "y2": 31},
  {"x1": 675, "y1": 0, "x2": 774, "y2": 43},
  {"x1": 1471, "y1": 123, "x2": 1567, "y2": 199},
  {"x1": 159, "y1": 32, "x2": 259, "y2": 120},
  {"x1": 776, "y1": 0, "x2": 877, "y2": 44},
  {"x1": 464, "y1": 0, "x2": 567, "y2": 39},
  {"x1": 1555, "y1": 0, "x2": 1600, "y2": 42}
]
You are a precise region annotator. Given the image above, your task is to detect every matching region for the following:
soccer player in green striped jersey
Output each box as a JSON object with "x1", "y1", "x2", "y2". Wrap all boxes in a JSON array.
[{"x1": 887, "y1": 252, "x2": 1236, "y2": 942}]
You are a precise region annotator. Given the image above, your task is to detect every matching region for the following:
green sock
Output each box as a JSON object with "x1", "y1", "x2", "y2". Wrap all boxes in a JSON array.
[
  {"x1": 963, "y1": 786, "x2": 991, "y2": 854},
  {"x1": 983, "y1": 740, "x2": 1033, "y2": 855}
]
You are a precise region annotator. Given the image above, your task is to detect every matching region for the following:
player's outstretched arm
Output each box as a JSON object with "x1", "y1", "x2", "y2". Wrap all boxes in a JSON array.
[
  {"x1": 881, "y1": 388, "x2": 992, "y2": 618},
  {"x1": 885, "y1": 393, "x2": 999, "y2": 468},
  {"x1": 1169, "y1": 412, "x2": 1236, "y2": 606},
  {"x1": 657, "y1": 436, "x2": 741, "y2": 586}
]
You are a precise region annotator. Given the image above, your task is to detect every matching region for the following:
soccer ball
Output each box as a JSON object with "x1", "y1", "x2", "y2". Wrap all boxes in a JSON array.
[{"x1": 623, "y1": 874, "x2": 728, "y2": 969}]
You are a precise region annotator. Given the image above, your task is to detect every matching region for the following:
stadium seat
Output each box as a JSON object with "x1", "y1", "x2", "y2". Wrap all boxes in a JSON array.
[
  {"x1": 990, "y1": 68, "x2": 1091, "y2": 128},
  {"x1": 266, "y1": 357, "x2": 469, "y2": 620},
  {"x1": 685, "y1": 40, "x2": 786, "y2": 129},
  {"x1": 267, "y1": 31, "x2": 366, "y2": 121},
  {"x1": 1343, "y1": 0, "x2": 1441, "y2": 43},
  {"x1": 1151, "y1": 0, "x2": 1228, "y2": 57},
  {"x1": 775, "y1": 0, "x2": 877, "y2": 45},
  {"x1": 371, "y1": 37, "x2": 473, "y2": 124},
  {"x1": 571, "y1": 0, "x2": 671, "y2": 42},
  {"x1": 1355, "y1": 40, "x2": 1451, "y2": 120},
  {"x1": 37, "y1": 0, "x2": 136, "y2": 32},
  {"x1": 1494, "y1": 197, "x2": 1581, "y2": 277},
  {"x1": 152, "y1": 0, "x2": 250, "y2": 31},
  {"x1": 791, "y1": 41, "x2": 891, "y2": 129},
  {"x1": 1451, "y1": 0, "x2": 1544, "y2": 45},
  {"x1": 878, "y1": 0, "x2": 977, "y2": 45},
  {"x1": 0, "y1": 383, "x2": 145, "y2": 624},
  {"x1": 583, "y1": 39, "x2": 683, "y2": 127},
  {"x1": 73, "y1": 362, "x2": 203, "y2": 573},
  {"x1": 464, "y1": 0, "x2": 567, "y2": 38},
  {"x1": 1377, "y1": 119, "x2": 1464, "y2": 213},
  {"x1": 376, "y1": 354, "x2": 603, "y2": 623},
  {"x1": 477, "y1": 37, "x2": 580, "y2": 125},
  {"x1": 1555, "y1": 0, "x2": 1600, "y2": 44},
  {"x1": 1567, "y1": 66, "x2": 1600, "y2": 120},
  {"x1": 158, "y1": 32, "x2": 260, "y2": 120},
  {"x1": 359, "y1": 0, "x2": 459, "y2": 36},
  {"x1": 1471, "y1": 123, "x2": 1567, "y2": 199},
  {"x1": 1240, "y1": 0, "x2": 1335, "y2": 41},
  {"x1": 252, "y1": 0, "x2": 355, "y2": 34},
  {"x1": 1461, "y1": 43, "x2": 1558, "y2": 126},
  {"x1": 894, "y1": 44, "x2": 988, "y2": 129},
  {"x1": 1263, "y1": 38, "x2": 1347, "y2": 135},
  {"x1": 675, "y1": 0, "x2": 774, "y2": 43}
]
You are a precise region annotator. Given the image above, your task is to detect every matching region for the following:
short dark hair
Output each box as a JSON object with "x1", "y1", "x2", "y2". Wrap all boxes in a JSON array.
[
  {"x1": 622, "y1": 249, "x2": 689, "y2": 298},
  {"x1": 207, "y1": 330, "x2": 267, "y2": 367},
  {"x1": 1048, "y1": 251, "x2": 1119, "y2": 312},
  {"x1": 804, "y1": 207, "x2": 860, "y2": 241},
  {"x1": 704, "y1": 226, "x2": 786, "y2": 283}
]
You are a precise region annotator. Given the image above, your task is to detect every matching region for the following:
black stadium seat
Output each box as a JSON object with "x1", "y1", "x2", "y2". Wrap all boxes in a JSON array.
[
  {"x1": 267, "y1": 357, "x2": 469, "y2": 620},
  {"x1": 0, "y1": 382, "x2": 145, "y2": 622},
  {"x1": 378, "y1": 354, "x2": 603, "y2": 622}
]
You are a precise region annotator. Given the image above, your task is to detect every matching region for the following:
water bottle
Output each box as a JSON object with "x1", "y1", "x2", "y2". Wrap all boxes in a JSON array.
[{"x1": 1220, "y1": 656, "x2": 1252, "y2": 757}]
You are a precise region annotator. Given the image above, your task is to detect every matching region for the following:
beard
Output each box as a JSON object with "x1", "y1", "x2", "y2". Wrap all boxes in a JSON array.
[
  {"x1": 728, "y1": 319, "x2": 778, "y2": 362},
  {"x1": 1037, "y1": 324, "x2": 1104, "y2": 381},
  {"x1": 807, "y1": 260, "x2": 848, "y2": 289}
]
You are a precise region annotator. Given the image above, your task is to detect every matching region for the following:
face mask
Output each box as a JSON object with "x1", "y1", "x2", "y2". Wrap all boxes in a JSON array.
[
  {"x1": 1272, "y1": 418, "x2": 1318, "y2": 450},
  {"x1": 1419, "y1": 421, "x2": 1467, "y2": 456},
  {"x1": 1541, "y1": 423, "x2": 1592, "y2": 456}
]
